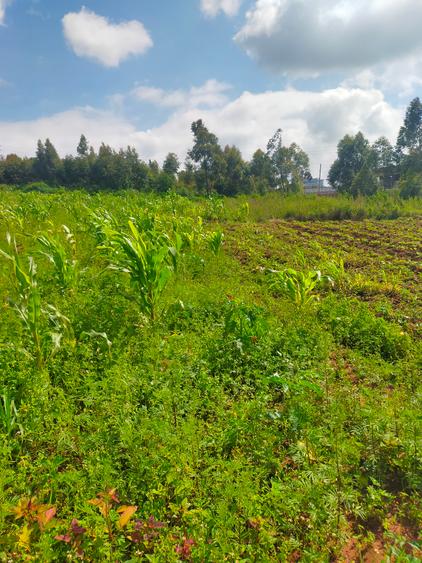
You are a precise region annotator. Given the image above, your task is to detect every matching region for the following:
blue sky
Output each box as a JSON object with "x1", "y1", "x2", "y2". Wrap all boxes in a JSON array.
[
  {"x1": 1, "y1": 0, "x2": 421, "y2": 175},
  {"x1": 1, "y1": 1, "x2": 266, "y2": 120}
]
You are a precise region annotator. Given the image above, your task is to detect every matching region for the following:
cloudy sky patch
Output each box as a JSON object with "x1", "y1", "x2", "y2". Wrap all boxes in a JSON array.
[
  {"x1": 62, "y1": 7, "x2": 153, "y2": 67},
  {"x1": 235, "y1": 0, "x2": 422, "y2": 75},
  {"x1": 0, "y1": 0, "x2": 418, "y2": 176}
]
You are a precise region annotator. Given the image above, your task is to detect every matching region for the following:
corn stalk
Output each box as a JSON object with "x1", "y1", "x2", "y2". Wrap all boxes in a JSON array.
[
  {"x1": 37, "y1": 225, "x2": 78, "y2": 290},
  {"x1": 0, "y1": 235, "x2": 72, "y2": 367},
  {"x1": 103, "y1": 221, "x2": 173, "y2": 322},
  {"x1": 269, "y1": 267, "x2": 333, "y2": 307}
]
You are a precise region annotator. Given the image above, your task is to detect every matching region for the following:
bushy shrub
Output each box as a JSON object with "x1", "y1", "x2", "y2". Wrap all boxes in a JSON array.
[
  {"x1": 399, "y1": 174, "x2": 422, "y2": 199},
  {"x1": 22, "y1": 181, "x2": 58, "y2": 193},
  {"x1": 351, "y1": 164, "x2": 380, "y2": 197},
  {"x1": 319, "y1": 297, "x2": 411, "y2": 361}
]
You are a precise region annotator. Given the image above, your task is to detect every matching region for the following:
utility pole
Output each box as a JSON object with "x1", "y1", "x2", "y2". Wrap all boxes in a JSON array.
[{"x1": 318, "y1": 163, "x2": 322, "y2": 193}]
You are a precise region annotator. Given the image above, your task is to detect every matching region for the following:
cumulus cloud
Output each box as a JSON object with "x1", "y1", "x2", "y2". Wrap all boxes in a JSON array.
[
  {"x1": 0, "y1": 107, "x2": 138, "y2": 157},
  {"x1": 62, "y1": 7, "x2": 153, "y2": 67},
  {"x1": 200, "y1": 0, "x2": 243, "y2": 17},
  {"x1": 132, "y1": 80, "x2": 231, "y2": 109},
  {"x1": 0, "y1": 86, "x2": 403, "y2": 176},
  {"x1": 342, "y1": 56, "x2": 422, "y2": 98},
  {"x1": 0, "y1": 0, "x2": 13, "y2": 25},
  {"x1": 235, "y1": 0, "x2": 422, "y2": 76}
]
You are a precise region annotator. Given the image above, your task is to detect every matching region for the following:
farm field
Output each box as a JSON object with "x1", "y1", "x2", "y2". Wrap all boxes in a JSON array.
[{"x1": 0, "y1": 190, "x2": 421, "y2": 561}]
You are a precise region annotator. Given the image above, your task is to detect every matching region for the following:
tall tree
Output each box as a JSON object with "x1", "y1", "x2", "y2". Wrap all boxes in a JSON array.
[
  {"x1": 328, "y1": 132, "x2": 371, "y2": 193},
  {"x1": 351, "y1": 163, "x2": 379, "y2": 197},
  {"x1": 33, "y1": 139, "x2": 61, "y2": 184},
  {"x1": 220, "y1": 145, "x2": 246, "y2": 196},
  {"x1": 266, "y1": 128, "x2": 285, "y2": 190},
  {"x1": 248, "y1": 149, "x2": 272, "y2": 193},
  {"x1": 124, "y1": 147, "x2": 148, "y2": 190},
  {"x1": 163, "y1": 152, "x2": 180, "y2": 177},
  {"x1": 178, "y1": 157, "x2": 196, "y2": 188},
  {"x1": 148, "y1": 160, "x2": 160, "y2": 175},
  {"x1": 266, "y1": 129, "x2": 310, "y2": 191},
  {"x1": 396, "y1": 98, "x2": 422, "y2": 177},
  {"x1": 91, "y1": 143, "x2": 119, "y2": 190},
  {"x1": 188, "y1": 119, "x2": 224, "y2": 196},
  {"x1": 285, "y1": 143, "x2": 311, "y2": 181},
  {"x1": 0, "y1": 154, "x2": 33, "y2": 185},
  {"x1": 372, "y1": 136, "x2": 395, "y2": 168},
  {"x1": 372, "y1": 136, "x2": 398, "y2": 188},
  {"x1": 397, "y1": 97, "x2": 422, "y2": 154},
  {"x1": 77, "y1": 134, "x2": 89, "y2": 157}
]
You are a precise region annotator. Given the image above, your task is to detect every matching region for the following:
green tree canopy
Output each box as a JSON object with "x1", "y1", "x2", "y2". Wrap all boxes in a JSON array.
[
  {"x1": 397, "y1": 97, "x2": 422, "y2": 154},
  {"x1": 33, "y1": 139, "x2": 61, "y2": 185},
  {"x1": 0, "y1": 154, "x2": 33, "y2": 185},
  {"x1": 266, "y1": 129, "x2": 310, "y2": 192},
  {"x1": 372, "y1": 136, "x2": 396, "y2": 168},
  {"x1": 351, "y1": 163, "x2": 379, "y2": 197},
  {"x1": 328, "y1": 132, "x2": 372, "y2": 193},
  {"x1": 188, "y1": 119, "x2": 225, "y2": 195},
  {"x1": 220, "y1": 145, "x2": 247, "y2": 196},
  {"x1": 163, "y1": 152, "x2": 180, "y2": 177},
  {"x1": 77, "y1": 134, "x2": 89, "y2": 157}
]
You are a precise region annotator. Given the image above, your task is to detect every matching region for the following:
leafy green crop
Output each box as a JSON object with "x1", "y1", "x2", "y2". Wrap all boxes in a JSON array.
[
  {"x1": 269, "y1": 267, "x2": 333, "y2": 306},
  {"x1": 0, "y1": 235, "x2": 72, "y2": 367},
  {"x1": 103, "y1": 220, "x2": 174, "y2": 321},
  {"x1": 37, "y1": 225, "x2": 78, "y2": 290},
  {"x1": 208, "y1": 230, "x2": 224, "y2": 256},
  {"x1": 0, "y1": 392, "x2": 23, "y2": 438},
  {"x1": 0, "y1": 192, "x2": 420, "y2": 562}
]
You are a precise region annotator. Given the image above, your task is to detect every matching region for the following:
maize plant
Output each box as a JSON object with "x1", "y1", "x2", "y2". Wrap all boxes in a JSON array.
[
  {"x1": 322, "y1": 256, "x2": 347, "y2": 292},
  {"x1": 88, "y1": 208, "x2": 119, "y2": 246},
  {"x1": 2, "y1": 206, "x2": 25, "y2": 231},
  {"x1": 0, "y1": 392, "x2": 23, "y2": 438},
  {"x1": 208, "y1": 230, "x2": 224, "y2": 256},
  {"x1": 103, "y1": 220, "x2": 173, "y2": 322},
  {"x1": 167, "y1": 231, "x2": 184, "y2": 273},
  {"x1": 0, "y1": 235, "x2": 72, "y2": 367},
  {"x1": 269, "y1": 267, "x2": 333, "y2": 307},
  {"x1": 37, "y1": 225, "x2": 78, "y2": 290},
  {"x1": 167, "y1": 216, "x2": 204, "y2": 272}
]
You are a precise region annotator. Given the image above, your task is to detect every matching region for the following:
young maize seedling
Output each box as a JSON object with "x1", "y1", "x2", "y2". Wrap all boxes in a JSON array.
[
  {"x1": 1, "y1": 235, "x2": 72, "y2": 367},
  {"x1": 208, "y1": 230, "x2": 224, "y2": 256},
  {"x1": 37, "y1": 225, "x2": 78, "y2": 290},
  {"x1": 269, "y1": 267, "x2": 333, "y2": 307},
  {"x1": 103, "y1": 220, "x2": 173, "y2": 322},
  {"x1": 0, "y1": 392, "x2": 23, "y2": 438}
]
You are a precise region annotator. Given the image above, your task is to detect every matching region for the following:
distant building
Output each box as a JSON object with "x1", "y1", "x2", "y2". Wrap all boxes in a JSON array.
[
  {"x1": 303, "y1": 178, "x2": 336, "y2": 195},
  {"x1": 376, "y1": 166, "x2": 400, "y2": 189}
]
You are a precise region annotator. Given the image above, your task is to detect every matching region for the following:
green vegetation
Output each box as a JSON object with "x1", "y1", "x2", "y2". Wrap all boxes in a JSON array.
[
  {"x1": 0, "y1": 191, "x2": 421, "y2": 561},
  {"x1": 3, "y1": 97, "x2": 422, "y2": 200}
]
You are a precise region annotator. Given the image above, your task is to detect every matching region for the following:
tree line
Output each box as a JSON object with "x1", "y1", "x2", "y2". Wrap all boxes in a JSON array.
[
  {"x1": 328, "y1": 97, "x2": 422, "y2": 198},
  {"x1": 1, "y1": 98, "x2": 422, "y2": 198},
  {"x1": 0, "y1": 123, "x2": 311, "y2": 196}
]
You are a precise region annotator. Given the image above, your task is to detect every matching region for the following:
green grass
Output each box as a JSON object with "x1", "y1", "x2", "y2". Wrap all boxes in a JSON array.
[
  {"x1": 0, "y1": 191, "x2": 421, "y2": 561},
  {"x1": 224, "y1": 190, "x2": 422, "y2": 221}
]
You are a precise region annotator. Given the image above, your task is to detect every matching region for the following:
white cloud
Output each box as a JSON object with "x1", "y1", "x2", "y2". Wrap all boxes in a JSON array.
[
  {"x1": 343, "y1": 57, "x2": 422, "y2": 99},
  {"x1": 0, "y1": 0, "x2": 13, "y2": 25},
  {"x1": 0, "y1": 87, "x2": 403, "y2": 177},
  {"x1": 201, "y1": 0, "x2": 243, "y2": 17},
  {"x1": 132, "y1": 87, "x2": 186, "y2": 108},
  {"x1": 132, "y1": 80, "x2": 231, "y2": 109},
  {"x1": 0, "y1": 107, "x2": 137, "y2": 157},
  {"x1": 235, "y1": 0, "x2": 422, "y2": 76},
  {"x1": 62, "y1": 7, "x2": 153, "y2": 67}
]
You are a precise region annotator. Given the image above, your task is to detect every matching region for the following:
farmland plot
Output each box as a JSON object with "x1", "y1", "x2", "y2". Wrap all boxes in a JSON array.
[{"x1": 0, "y1": 192, "x2": 420, "y2": 561}]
